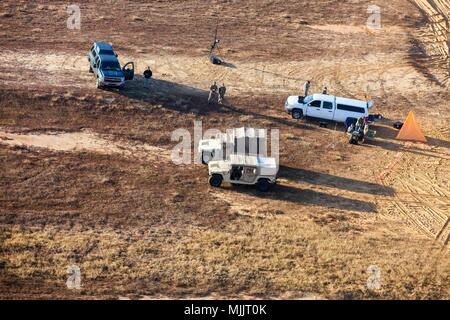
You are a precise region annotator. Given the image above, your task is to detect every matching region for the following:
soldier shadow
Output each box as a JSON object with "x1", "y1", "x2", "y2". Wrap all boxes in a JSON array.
[{"x1": 116, "y1": 75, "x2": 213, "y2": 115}]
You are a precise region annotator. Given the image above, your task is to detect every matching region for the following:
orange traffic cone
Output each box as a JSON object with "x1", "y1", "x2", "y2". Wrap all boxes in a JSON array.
[{"x1": 396, "y1": 111, "x2": 427, "y2": 143}]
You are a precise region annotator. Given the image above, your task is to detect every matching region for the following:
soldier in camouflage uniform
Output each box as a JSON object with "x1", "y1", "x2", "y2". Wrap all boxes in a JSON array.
[
  {"x1": 208, "y1": 81, "x2": 218, "y2": 104},
  {"x1": 218, "y1": 83, "x2": 226, "y2": 104}
]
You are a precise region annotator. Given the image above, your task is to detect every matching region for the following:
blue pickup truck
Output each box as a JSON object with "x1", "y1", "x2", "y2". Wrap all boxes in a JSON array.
[{"x1": 88, "y1": 42, "x2": 134, "y2": 89}]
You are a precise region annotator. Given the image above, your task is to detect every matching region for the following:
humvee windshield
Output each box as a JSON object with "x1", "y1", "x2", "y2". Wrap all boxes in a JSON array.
[{"x1": 101, "y1": 61, "x2": 121, "y2": 71}]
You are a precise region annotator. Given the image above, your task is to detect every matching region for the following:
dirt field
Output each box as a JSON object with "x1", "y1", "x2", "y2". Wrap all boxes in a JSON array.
[{"x1": 0, "y1": 0, "x2": 449, "y2": 299}]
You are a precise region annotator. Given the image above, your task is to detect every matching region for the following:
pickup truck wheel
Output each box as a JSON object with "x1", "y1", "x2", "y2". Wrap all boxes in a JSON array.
[
  {"x1": 209, "y1": 174, "x2": 223, "y2": 188},
  {"x1": 292, "y1": 109, "x2": 303, "y2": 120},
  {"x1": 256, "y1": 179, "x2": 271, "y2": 192},
  {"x1": 89, "y1": 66, "x2": 93, "y2": 73}
]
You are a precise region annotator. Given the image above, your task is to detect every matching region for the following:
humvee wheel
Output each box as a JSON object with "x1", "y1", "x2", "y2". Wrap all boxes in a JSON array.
[
  {"x1": 292, "y1": 109, "x2": 303, "y2": 120},
  {"x1": 209, "y1": 174, "x2": 223, "y2": 188},
  {"x1": 256, "y1": 179, "x2": 271, "y2": 192}
]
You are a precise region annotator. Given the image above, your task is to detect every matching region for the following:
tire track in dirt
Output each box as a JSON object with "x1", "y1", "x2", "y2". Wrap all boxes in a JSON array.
[
  {"x1": 412, "y1": 0, "x2": 450, "y2": 85},
  {"x1": 379, "y1": 140, "x2": 450, "y2": 246},
  {"x1": 414, "y1": 0, "x2": 450, "y2": 59},
  {"x1": 436, "y1": 218, "x2": 450, "y2": 245}
]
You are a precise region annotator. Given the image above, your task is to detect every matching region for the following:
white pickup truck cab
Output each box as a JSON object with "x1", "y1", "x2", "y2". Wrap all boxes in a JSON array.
[{"x1": 285, "y1": 93, "x2": 373, "y2": 123}]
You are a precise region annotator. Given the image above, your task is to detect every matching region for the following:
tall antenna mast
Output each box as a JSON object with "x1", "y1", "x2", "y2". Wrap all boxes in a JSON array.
[{"x1": 209, "y1": 17, "x2": 220, "y2": 55}]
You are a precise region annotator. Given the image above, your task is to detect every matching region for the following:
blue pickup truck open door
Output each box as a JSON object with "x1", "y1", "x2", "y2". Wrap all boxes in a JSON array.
[{"x1": 122, "y1": 62, "x2": 134, "y2": 80}]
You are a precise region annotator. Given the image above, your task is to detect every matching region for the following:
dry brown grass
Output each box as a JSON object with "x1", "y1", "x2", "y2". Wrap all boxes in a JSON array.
[
  {"x1": 0, "y1": 0, "x2": 449, "y2": 299},
  {"x1": 2, "y1": 213, "x2": 449, "y2": 299}
]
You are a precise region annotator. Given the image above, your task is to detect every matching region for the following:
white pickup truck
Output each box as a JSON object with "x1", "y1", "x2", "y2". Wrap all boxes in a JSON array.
[{"x1": 285, "y1": 93, "x2": 374, "y2": 124}]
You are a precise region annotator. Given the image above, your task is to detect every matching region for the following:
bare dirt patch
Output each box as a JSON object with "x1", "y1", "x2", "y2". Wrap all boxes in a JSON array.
[{"x1": 0, "y1": 128, "x2": 170, "y2": 160}]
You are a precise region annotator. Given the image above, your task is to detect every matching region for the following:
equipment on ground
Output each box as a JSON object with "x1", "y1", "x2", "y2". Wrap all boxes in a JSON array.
[
  {"x1": 208, "y1": 154, "x2": 278, "y2": 192},
  {"x1": 368, "y1": 113, "x2": 383, "y2": 123},
  {"x1": 346, "y1": 117, "x2": 376, "y2": 145},
  {"x1": 209, "y1": 55, "x2": 223, "y2": 65},
  {"x1": 208, "y1": 18, "x2": 224, "y2": 65}
]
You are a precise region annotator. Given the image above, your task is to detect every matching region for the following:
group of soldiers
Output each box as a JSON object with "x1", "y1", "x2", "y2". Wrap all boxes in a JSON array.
[
  {"x1": 303, "y1": 80, "x2": 328, "y2": 96},
  {"x1": 207, "y1": 80, "x2": 329, "y2": 106},
  {"x1": 208, "y1": 81, "x2": 227, "y2": 104}
]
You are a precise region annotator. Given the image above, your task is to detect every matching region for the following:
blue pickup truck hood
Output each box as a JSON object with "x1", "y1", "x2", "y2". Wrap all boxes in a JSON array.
[{"x1": 99, "y1": 69, "x2": 124, "y2": 78}]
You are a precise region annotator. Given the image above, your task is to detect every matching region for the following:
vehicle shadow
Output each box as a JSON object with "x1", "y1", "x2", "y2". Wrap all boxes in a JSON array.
[
  {"x1": 301, "y1": 117, "x2": 348, "y2": 131},
  {"x1": 116, "y1": 75, "x2": 213, "y2": 115},
  {"x1": 279, "y1": 165, "x2": 394, "y2": 196},
  {"x1": 228, "y1": 183, "x2": 377, "y2": 213}
]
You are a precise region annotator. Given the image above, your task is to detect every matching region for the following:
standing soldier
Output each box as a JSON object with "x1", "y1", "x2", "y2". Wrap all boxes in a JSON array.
[
  {"x1": 322, "y1": 86, "x2": 328, "y2": 95},
  {"x1": 303, "y1": 80, "x2": 311, "y2": 97},
  {"x1": 218, "y1": 83, "x2": 226, "y2": 104},
  {"x1": 143, "y1": 66, "x2": 152, "y2": 88},
  {"x1": 208, "y1": 81, "x2": 218, "y2": 104}
]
